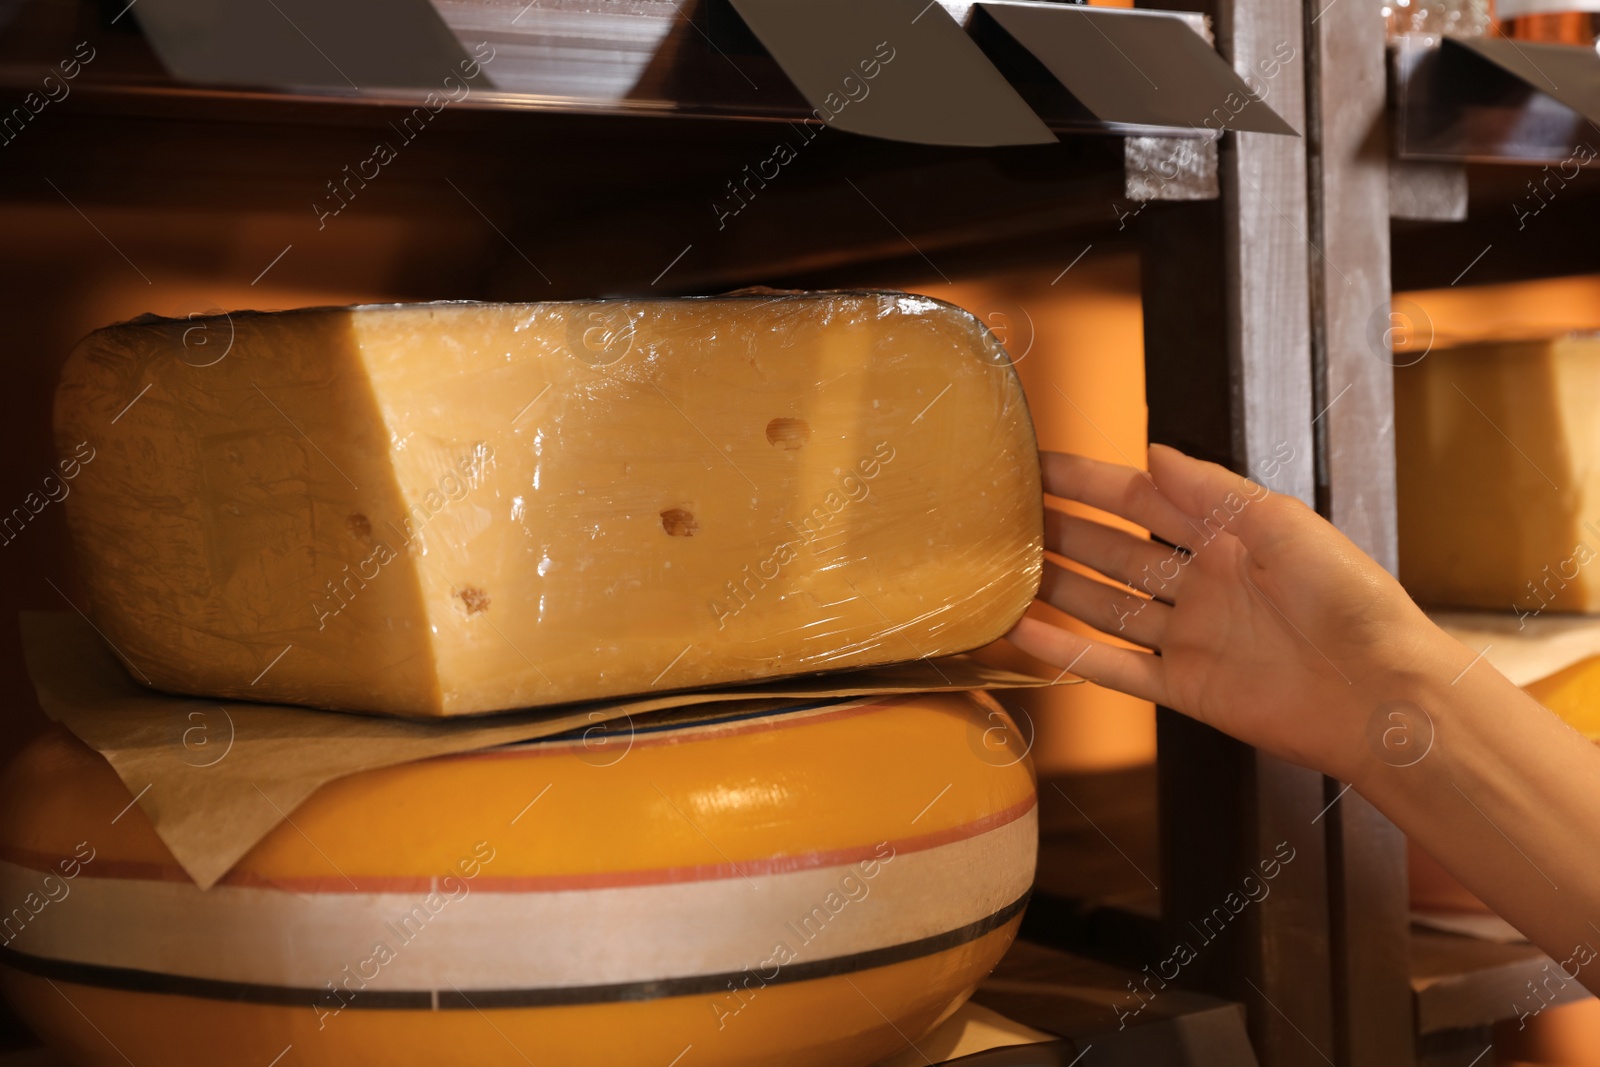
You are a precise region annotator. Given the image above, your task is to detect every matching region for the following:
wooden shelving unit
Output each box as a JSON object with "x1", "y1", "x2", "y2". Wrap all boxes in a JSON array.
[
  {"x1": 4, "y1": 2, "x2": 1600, "y2": 1066},
  {"x1": 1033, "y1": 769, "x2": 1600, "y2": 1066},
  {"x1": 0, "y1": 84, "x2": 1136, "y2": 297}
]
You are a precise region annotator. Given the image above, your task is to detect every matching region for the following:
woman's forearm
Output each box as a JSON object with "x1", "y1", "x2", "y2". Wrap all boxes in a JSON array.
[{"x1": 1355, "y1": 630, "x2": 1600, "y2": 988}]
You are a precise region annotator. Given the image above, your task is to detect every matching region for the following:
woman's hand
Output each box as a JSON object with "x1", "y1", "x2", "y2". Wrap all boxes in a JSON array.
[
  {"x1": 1010, "y1": 444, "x2": 1600, "y2": 992},
  {"x1": 1006, "y1": 444, "x2": 1458, "y2": 783}
]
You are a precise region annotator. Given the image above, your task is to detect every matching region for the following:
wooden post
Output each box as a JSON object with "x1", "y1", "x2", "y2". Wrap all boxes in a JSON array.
[
  {"x1": 1304, "y1": 0, "x2": 1418, "y2": 1062},
  {"x1": 1139, "y1": 0, "x2": 1338, "y2": 1060}
]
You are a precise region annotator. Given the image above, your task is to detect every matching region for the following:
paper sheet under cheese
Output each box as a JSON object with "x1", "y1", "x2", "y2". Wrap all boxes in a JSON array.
[
  {"x1": 1431, "y1": 609, "x2": 1600, "y2": 687},
  {"x1": 1434, "y1": 609, "x2": 1600, "y2": 738},
  {"x1": 870, "y1": 1003, "x2": 1056, "y2": 1066},
  {"x1": 20, "y1": 611, "x2": 1070, "y2": 889}
]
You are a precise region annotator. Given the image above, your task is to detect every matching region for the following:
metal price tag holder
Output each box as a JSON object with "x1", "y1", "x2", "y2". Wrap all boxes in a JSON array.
[
  {"x1": 1392, "y1": 35, "x2": 1600, "y2": 164},
  {"x1": 728, "y1": 0, "x2": 1297, "y2": 143},
  {"x1": 130, "y1": 0, "x2": 1297, "y2": 145}
]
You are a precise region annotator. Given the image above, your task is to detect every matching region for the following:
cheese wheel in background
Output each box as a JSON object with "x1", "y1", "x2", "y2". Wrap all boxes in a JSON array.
[
  {"x1": 1396, "y1": 333, "x2": 1600, "y2": 612},
  {"x1": 54, "y1": 294, "x2": 1044, "y2": 717},
  {"x1": 0, "y1": 691, "x2": 1035, "y2": 1067}
]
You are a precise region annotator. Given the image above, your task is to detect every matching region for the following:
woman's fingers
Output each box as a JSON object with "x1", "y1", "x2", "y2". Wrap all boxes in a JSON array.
[
  {"x1": 1005, "y1": 615, "x2": 1169, "y2": 706},
  {"x1": 1045, "y1": 510, "x2": 1186, "y2": 603},
  {"x1": 1040, "y1": 451, "x2": 1203, "y2": 550},
  {"x1": 1146, "y1": 444, "x2": 1317, "y2": 568},
  {"x1": 1038, "y1": 560, "x2": 1169, "y2": 651}
]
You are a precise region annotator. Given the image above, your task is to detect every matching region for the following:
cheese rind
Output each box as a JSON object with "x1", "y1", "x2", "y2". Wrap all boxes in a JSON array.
[
  {"x1": 55, "y1": 294, "x2": 1043, "y2": 716},
  {"x1": 1396, "y1": 334, "x2": 1600, "y2": 613}
]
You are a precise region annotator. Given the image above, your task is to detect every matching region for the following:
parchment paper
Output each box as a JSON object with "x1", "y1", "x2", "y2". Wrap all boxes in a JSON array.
[
  {"x1": 20, "y1": 611, "x2": 1072, "y2": 889},
  {"x1": 1432, "y1": 609, "x2": 1600, "y2": 688}
]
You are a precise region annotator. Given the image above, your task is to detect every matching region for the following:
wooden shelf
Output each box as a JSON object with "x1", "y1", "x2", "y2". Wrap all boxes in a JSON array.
[
  {"x1": 1029, "y1": 768, "x2": 1595, "y2": 1052},
  {"x1": 1411, "y1": 928, "x2": 1589, "y2": 1036},
  {"x1": 1391, "y1": 161, "x2": 1600, "y2": 289},
  {"x1": 0, "y1": 76, "x2": 1136, "y2": 299},
  {"x1": 2, "y1": 18, "x2": 1150, "y2": 299},
  {"x1": 968, "y1": 939, "x2": 1258, "y2": 1066}
]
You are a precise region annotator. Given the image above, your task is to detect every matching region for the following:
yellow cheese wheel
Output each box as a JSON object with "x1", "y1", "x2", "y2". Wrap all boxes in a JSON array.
[{"x1": 0, "y1": 692, "x2": 1035, "y2": 1066}]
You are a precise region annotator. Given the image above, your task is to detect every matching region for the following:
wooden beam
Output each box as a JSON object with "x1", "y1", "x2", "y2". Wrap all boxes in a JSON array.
[
  {"x1": 1302, "y1": 0, "x2": 1416, "y2": 1064},
  {"x1": 1139, "y1": 0, "x2": 1335, "y2": 1061},
  {"x1": 1139, "y1": 110, "x2": 1337, "y2": 1067}
]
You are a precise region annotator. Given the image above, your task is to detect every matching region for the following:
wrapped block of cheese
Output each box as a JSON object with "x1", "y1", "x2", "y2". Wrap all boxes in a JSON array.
[
  {"x1": 1396, "y1": 333, "x2": 1600, "y2": 613},
  {"x1": 54, "y1": 293, "x2": 1043, "y2": 717}
]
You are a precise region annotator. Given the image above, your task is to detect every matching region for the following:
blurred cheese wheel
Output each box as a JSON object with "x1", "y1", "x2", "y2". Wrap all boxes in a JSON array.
[
  {"x1": 0, "y1": 692, "x2": 1035, "y2": 1067},
  {"x1": 1526, "y1": 656, "x2": 1600, "y2": 740}
]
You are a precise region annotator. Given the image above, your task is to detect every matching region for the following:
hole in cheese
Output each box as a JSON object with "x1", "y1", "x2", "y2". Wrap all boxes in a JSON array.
[
  {"x1": 660, "y1": 508, "x2": 700, "y2": 537},
  {"x1": 766, "y1": 418, "x2": 811, "y2": 450}
]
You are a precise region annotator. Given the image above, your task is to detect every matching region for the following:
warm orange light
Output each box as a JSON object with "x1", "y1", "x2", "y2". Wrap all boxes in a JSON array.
[{"x1": 916, "y1": 253, "x2": 1157, "y2": 774}]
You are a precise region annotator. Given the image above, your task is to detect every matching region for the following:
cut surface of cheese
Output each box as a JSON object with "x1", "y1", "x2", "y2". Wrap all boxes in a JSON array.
[
  {"x1": 1396, "y1": 333, "x2": 1600, "y2": 612},
  {"x1": 0, "y1": 691, "x2": 1036, "y2": 1067},
  {"x1": 55, "y1": 293, "x2": 1043, "y2": 716}
]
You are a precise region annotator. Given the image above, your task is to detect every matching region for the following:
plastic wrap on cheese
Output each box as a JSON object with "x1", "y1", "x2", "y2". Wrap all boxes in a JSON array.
[
  {"x1": 54, "y1": 292, "x2": 1044, "y2": 717},
  {"x1": 1396, "y1": 333, "x2": 1600, "y2": 613}
]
